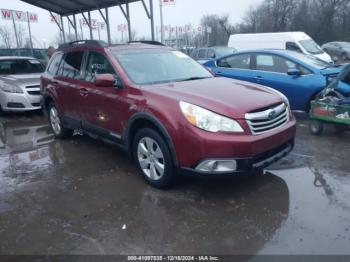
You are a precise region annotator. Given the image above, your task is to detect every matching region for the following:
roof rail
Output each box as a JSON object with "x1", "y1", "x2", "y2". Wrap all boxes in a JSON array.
[
  {"x1": 58, "y1": 40, "x2": 108, "y2": 50},
  {"x1": 128, "y1": 40, "x2": 165, "y2": 46}
]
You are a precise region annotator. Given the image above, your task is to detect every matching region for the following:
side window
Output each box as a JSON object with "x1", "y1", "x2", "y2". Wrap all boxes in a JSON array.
[
  {"x1": 256, "y1": 55, "x2": 274, "y2": 69},
  {"x1": 207, "y1": 49, "x2": 215, "y2": 59},
  {"x1": 61, "y1": 52, "x2": 84, "y2": 79},
  {"x1": 198, "y1": 49, "x2": 207, "y2": 59},
  {"x1": 256, "y1": 54, "x2": 311, "y2": 75},
  {"x1": 217, "y1": 54, "x2": 251, "y2": 69},
  {"x1": 286, "y1": 42, "x2": 302, "y2": 53},
  {"x1": 47, "y1": 53, "x2": 63, "y2": 75},
  {"x1": 85, "y1": 52, "x2": 116, "y2": 82}
]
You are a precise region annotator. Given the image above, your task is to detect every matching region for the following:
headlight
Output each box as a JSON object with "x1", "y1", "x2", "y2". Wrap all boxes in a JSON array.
[
  {"x1": 179, "y1": 101, "x2": 244, "y2": 133},
  {"x1": 0, "y1": 82, "x2": 23, "y2": 93}
]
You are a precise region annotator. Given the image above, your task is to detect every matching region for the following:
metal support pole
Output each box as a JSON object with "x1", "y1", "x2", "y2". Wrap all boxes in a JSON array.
[
  {"x1": 105, "y1": 8, "x2": 111, "y2": 44},
  {"x1": 60, "y1": 15, "x2": 66, "y2": 43},
  {"x1": 99, "y1": 8, "x2": 111, "y2": 44},
  {"x1": 11, "y1": 11, "x2": 20, "y2": 48},
  {"x1": 150, "y1": 0, "x2": 155, "y2": 40},
  {"x1": 88, "y1": 11, "x2": 93, "y2": 40},
  {"x1": 73, "y1": 14, "x2": 78, "y2": 40},
  {"x1": 159, "y1": 0, "x2": 164, "y2": 43},
  {"x1": 126, "y1": 1, "x2": 132, "y2": 41},
  {"x1": 26, "y1": 12, "x2": 34, "y2": 56}
]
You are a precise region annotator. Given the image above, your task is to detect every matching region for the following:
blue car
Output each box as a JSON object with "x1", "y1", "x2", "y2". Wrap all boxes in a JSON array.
[{"x1": 204, "y1": 50, "x2": 350, "y2": 111}]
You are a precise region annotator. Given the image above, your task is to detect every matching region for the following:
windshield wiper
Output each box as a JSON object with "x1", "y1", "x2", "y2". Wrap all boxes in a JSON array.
[
  {"x1": 322, "y1": 64, "x2": 342, "y2": 70},
  {"x1": 175, "y1": 76, "x2": 212, "y2": 82}
]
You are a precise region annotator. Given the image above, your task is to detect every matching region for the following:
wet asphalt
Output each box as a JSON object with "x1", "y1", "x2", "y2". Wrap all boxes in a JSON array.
[{"x1": 0, "y1": 112, "x2": 349, "y2": 256}]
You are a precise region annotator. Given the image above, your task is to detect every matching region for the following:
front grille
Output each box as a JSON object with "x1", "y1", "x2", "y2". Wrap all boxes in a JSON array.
[
  {"x1": 25, "y1": 85, "x2": 40, "y2": 96},
  {"x1": 7, "y1": 102, "x2": 25, "y2": 108},
  {"x1": 245, "y1": 103, "x2": 289, "y2": 135},
  {"x1": 31, "y1": 103, "x2": 41, "y2": 107}
]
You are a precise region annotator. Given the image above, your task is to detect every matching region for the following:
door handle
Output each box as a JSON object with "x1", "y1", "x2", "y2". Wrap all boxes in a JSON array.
[
  {"x1": 254, "y1": 76, "x2": 263, "y2": 80},
  {"x1": 79, "y1": 88, "x2": 89, "y2": 96}
]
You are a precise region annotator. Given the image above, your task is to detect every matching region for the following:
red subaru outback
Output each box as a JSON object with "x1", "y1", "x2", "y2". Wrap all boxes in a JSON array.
[{"x1": 41, "y1": 40, "x2": 296, "y2": 188}]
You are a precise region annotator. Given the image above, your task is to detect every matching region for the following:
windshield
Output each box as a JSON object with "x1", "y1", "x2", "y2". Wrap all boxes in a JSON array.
[
  {"x1": 0, "y1": 59, "x2": 45, "y2": 75},
  {"x1": 339, "y1": 42, "x2": 350, "y2": 49},
  {"x1": 113, "y1": 49, "x2": 212, "y2": 85},
  {"x1": 299, "y1": 39, "x2": 323, "y2": 55},
  {"x1": 215, "y1": 47, "x2": 236, "y2": 57}
]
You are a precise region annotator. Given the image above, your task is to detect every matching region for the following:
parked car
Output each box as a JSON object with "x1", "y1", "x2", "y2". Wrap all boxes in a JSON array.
[
  {"x1": 190, "y1": 46, "x2": 236, "y2": 64},
  {"x1": 0, "y1": 56, "x2": 44, "y2": 112},
  {"x1": 41, "y1": 40, "x2": 296, "y2": 188},
  {"x1": 204, "y1": 50, "x2": 348, "y2": 111},
  {"x1": 228, "y1": 32, "x2": 333, "y2": 63},
  {"x1": 322, "y1": 42, "x2": 350, "y2": 61}
]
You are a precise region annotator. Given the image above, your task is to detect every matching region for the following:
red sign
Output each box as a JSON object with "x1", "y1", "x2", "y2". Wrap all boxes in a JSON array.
[
  {"x1": 1, "y1": 9, "x2": 38, "y2": 23},
  {"x1": 162, "y1": 0, "x2": 176, "y2": 5}
]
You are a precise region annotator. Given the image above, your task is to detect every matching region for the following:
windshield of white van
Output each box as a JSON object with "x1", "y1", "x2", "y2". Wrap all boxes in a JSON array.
[{"x1": 299, "y1": 40, "x2": 323, "y2": 55}]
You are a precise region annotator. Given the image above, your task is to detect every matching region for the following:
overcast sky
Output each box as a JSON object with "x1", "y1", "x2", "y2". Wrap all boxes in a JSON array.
[{"x1": 0, "y1": 0, "x2": 262, "y2": 48}]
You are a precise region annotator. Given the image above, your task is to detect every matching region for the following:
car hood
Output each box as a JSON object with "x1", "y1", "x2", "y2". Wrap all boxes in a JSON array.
[
  {"x1": 0, "y1": 73, "x2": 41, "y2": 87},
  {"x1": 320, "y1": 66, "x2": 344, "y2": 77},
  {"x1": 143, "y1": 77, "x2": 284, "y2": 119}
]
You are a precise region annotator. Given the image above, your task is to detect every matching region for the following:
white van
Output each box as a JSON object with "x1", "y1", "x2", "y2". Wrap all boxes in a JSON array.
[{"x1": 228, "y1": 32, "x2": 333, "y2": 63}]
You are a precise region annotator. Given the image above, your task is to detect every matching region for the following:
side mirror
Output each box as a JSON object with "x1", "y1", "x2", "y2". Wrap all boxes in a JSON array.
[
  {"x1": 287, "y1": 69, "x2": 302, "y2": 76},
  {"x1": 95, "y1": 74, "x2": 116, "y2": 87}
]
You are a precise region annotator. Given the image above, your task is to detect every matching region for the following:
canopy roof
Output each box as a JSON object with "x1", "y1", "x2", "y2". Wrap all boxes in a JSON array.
[{"x1": 21, "y1": 0, "x2": 141, "y2": 16}]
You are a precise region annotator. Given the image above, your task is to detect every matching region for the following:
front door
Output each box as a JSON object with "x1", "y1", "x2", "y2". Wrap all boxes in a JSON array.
[
  {"x1": 79, "y1": 51, "x2": 128, "y2": 139},
  {"x1": 251, "y1": 54, "x2": 318, "y2": 110}
]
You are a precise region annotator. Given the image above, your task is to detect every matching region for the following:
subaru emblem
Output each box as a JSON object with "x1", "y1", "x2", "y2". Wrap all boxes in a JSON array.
[{"x1": 268, "y1": 110, "x2": 276, "y2": 120}]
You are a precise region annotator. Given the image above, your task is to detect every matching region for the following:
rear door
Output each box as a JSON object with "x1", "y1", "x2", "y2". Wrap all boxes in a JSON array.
[
  {"x1": 213, "y1": 53, "x2": 254, "y2": 82},
  {"x1": 251, "y1": 53, "x2": 318, "y2": 110},
  {"x1": 55, "y1": 51, "x2": 85, "y2": 124}
]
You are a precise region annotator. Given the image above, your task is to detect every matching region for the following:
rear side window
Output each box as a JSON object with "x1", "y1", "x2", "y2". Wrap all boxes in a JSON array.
[
  {"x1": 85, "y1": 52, "x2": 116, "y2": 82},
  {"x1": 217, "y1": 54, "x2": 251, "y2": 69},
  {"x1": 61, "y1": 52, "x2": 84, "y2": 79},
  {"x1": 47, "y1": 53, "x2": 63, "y2": 75}
]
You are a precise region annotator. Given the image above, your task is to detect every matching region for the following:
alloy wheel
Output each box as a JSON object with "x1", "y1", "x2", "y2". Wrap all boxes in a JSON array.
[
  {"x1": 49, "y1": 107, "x2": 62, "y2": 135},
  {"x1": 137, "y1": 137, "x2": 165, "y2": 181}
]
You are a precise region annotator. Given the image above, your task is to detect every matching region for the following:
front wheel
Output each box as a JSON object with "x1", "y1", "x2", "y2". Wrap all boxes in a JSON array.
[
  {"x1": 133, "y1": 128, "x2": 176, "y2": 189},
  {"x1": 310, "y1": 120, "x2": 324, "y2": 136},
  {"x1": 48, "y1": 102, "x2": 74, "y2": 139}
]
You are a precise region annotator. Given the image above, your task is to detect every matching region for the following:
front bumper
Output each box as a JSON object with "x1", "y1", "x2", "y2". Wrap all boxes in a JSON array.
[
  {"x1": 180, "y1": 139, "x2": 294, "y2": 176},
  {"x1": 0, "y1": 90, "x2": 41, "y2": 111}
]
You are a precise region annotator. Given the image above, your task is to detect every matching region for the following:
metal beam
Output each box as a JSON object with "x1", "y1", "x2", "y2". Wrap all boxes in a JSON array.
[
  {"x1": 88, "y1": 11, "x2": 93, "y2": 40},
  {"x1": 126, "y1": 1, "x2": 132, "y2": 41},
  {"x1": 73, "y1": 14, "x2": 78, "y2": 40},
  {"x1": 60, "y1": 15, "x2": 66, "y2": 43},
  {"x1": 141, "y1": 0, "x2": 150, "y2": 18},
  {"x1": 149, "y1": 0, "x2": 155, "y2": 40},
  {"x1": 106, "y1": 8, "x2": 111, "y2": 44},
  {"x1": 67, "y1": 15, "x2": 78, "y2": 40}
]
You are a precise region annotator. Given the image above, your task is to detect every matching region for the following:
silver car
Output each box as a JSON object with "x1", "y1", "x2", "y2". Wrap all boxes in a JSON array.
[
  {"x1": 322, "y1": 42, "x2": 350, "y2": 61},
  {"x1": 0, "y1": 56, "x2": 44, "y2": 112}
]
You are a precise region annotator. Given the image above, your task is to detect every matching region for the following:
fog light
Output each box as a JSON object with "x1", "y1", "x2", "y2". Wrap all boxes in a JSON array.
[{"x1": 196, "y1": 159, "x2": 237, "y2": 173}]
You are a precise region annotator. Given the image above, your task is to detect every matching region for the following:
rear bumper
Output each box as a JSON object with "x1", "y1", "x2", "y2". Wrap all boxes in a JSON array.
[{"x1": 0, "y1": 90, "x2": 41, "y2": 111}]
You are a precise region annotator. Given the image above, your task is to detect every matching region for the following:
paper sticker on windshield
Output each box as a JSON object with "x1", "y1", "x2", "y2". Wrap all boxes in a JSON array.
[
  {"x1": 172, "y1": 51, "x2": 188, "y2": 58},
  {"x1": 29, "y1": 60, "x2": 41, "y2": 64}
]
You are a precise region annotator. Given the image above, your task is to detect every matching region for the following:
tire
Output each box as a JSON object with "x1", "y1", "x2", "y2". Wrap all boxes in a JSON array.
[
  {"x1": 341, "y1": 52, "x2": 348, "y2": 61},
  {"x1": 310, "y1": 120, "x2": 324, "y2": 136},
  {"x1": 48, "y1": 102, "x2": 74, "y2": 139},
  {"x1": 133, "y1": 128, "x2": 176, "y2": 189}
]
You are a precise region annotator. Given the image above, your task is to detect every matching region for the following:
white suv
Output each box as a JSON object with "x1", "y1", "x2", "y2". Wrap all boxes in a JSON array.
[{"x1": 0, "y1": 56, "x2": 44, "y2": 112}]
